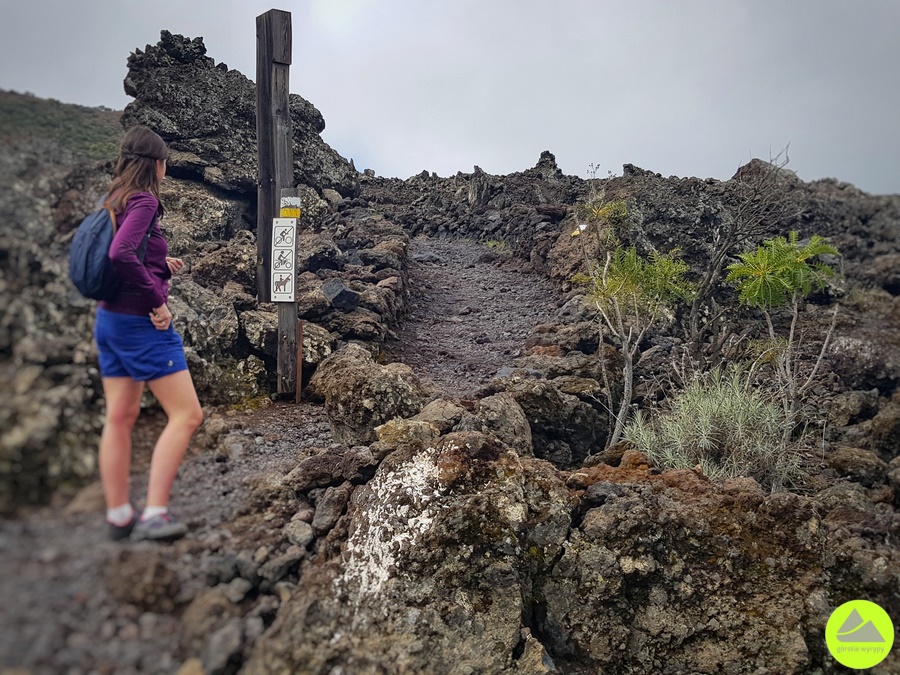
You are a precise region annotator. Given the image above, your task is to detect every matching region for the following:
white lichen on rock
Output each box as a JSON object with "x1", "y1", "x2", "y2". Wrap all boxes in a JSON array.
[{"x1": 336, "y1": 447, "x2": 443, "y2": 613}]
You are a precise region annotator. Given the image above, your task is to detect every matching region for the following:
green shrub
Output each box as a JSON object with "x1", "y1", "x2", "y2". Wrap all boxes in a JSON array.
[
  {"x1": 574, "y1": 246, "x2": 694, "y2": 446},
  {"x1": 575, "y1": 197, "x2": 628, "y2": 229},
  {"x1": 726, "y1": 231, "x2": 838, "y2": 309},
  {"x1": 587, "y1": 246, "x2": 694, "y2": 311},
  {"x1": 623, "y1": 368, "x2": 806, "y2": 491},
  {"x1": 726, "y1": 231, "x2": 840, "y2": 440}
]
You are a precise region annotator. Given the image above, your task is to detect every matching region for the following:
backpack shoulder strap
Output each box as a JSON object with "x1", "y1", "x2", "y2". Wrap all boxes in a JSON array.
[
  {"x1": 135, "y1": 212, "x2": 156, "y2": 263},
  {"x1": 98, "y1": 195, "x2": 118, "y2": 235},
  {"x1": 107, "y1": 206, "x2": 118, "y2": 235}
]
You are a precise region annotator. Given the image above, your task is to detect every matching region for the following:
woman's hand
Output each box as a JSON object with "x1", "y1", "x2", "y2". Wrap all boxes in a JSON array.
[
  {"x1": 150, "y1": 303, "x2": 173, "y2": 331},
  {"x1": 166, "y1": 257, "x2": 185, "y2": 274}
]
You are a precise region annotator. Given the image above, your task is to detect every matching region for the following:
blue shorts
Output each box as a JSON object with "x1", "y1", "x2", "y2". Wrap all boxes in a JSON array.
[{"x1": 94, "y1": 307, "x2": 188, "y2": 381}]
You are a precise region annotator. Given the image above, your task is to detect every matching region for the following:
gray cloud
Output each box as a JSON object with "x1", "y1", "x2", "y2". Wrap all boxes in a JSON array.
[{"x1": 1, "y1": 0, "x2": 898, "y2": 193}]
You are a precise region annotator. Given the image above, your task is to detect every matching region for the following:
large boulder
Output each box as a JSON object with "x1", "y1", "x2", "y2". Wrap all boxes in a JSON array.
[
  {"x1": 243, "y1": 432, "x2": 573, "y2": 674},
  {"x1": 169, "y1": 279, "x2": 240, "y2": 360},
  {"x1": 538, "y1": 462, "x2": 812, "y2": 672},
  {"x1": 121, "y1": 31, "x2": 359, "y2": 197},
  {"x1": 296, "y1": 233, "x2": 343, "y2": 274},
  {"x1": 190, "y1": 232, "x2": 258, "y2": 295},
  {"x1": 829, "y1": 334, "x2": 900, "y2": 393},
  {"x1": 318, "y1": 307, "x2": 387, "y2": 344},
  {"x1": 0, "y1": 148, "x2": 107, "y2": 512},
  {"x1": 158, "y1": 179, "x2": 255, "y2": 256},
  {"x1": 239, "y1": 309, "x2": 337, "y2": 372},
  {"x1": 871, "y1": 402, "x2": 900, "y2": 461},
  {"x1": 166, "y1": 279, "x2": 267, "y2": 403},
  {"x1": 306, "y1": 343, "x2": 430, "y2": 444},
  {"x1": 826, "y1": 446, "x2": 888, "y2": 487}
]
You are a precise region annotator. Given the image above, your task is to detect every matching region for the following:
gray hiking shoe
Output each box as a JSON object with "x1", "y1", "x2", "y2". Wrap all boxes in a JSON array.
[
  {"x1": 107, "y1": 514, "x2": 138, "y2": 542},
  {"x1": 131, "y1": 512, "x2": 188, "y2": 541}
]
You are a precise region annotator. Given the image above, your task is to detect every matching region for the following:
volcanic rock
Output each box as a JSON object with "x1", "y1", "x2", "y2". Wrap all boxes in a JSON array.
[{"x1": 122, "y1": 31, "x2": 358, "y2": 197}]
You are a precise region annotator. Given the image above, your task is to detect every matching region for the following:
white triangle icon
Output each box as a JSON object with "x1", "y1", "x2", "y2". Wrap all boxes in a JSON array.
[{"x1": 837, "y1": 609, "x2": 886, "y2": 643}]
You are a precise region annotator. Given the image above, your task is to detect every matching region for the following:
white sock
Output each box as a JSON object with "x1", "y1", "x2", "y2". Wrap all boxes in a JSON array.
[
  {"x1": 141, "y1": 506, "x2": 168, "y2": 521},
  {"x1": 107, "y1": 503, "x2": 134, "y2": 526}
]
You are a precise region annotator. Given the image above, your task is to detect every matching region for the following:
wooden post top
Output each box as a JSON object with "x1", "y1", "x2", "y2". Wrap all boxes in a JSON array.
[{"x1": 257, "y1": 9, "x2": 292, "y2": 65}]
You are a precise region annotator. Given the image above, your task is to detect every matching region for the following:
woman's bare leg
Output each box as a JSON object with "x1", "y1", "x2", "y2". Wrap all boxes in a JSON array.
[
  {"x1": 145, "y1": 370, "x2": 203, "y2": 508},
  {"x1": 99, "y1": 377, "x2": 145, "y2": 509}
]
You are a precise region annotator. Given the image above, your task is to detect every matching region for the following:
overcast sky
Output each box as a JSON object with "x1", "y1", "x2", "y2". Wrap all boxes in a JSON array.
[{"x1": 2, "y1": 0, "x2": 899, "y2": 194}]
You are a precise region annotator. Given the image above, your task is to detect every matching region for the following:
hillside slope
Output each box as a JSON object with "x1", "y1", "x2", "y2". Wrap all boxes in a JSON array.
[{"x1": 0, "y1": 90, "x2": 122, "y2": 163}]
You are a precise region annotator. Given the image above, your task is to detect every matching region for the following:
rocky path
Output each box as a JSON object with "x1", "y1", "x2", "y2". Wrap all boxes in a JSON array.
[
  {"x1": 0, "y1": 237, "x2": 563, "y2": 674},
  {"x1": 383, "y1": 236, "x2": 561, "y2": 398}
]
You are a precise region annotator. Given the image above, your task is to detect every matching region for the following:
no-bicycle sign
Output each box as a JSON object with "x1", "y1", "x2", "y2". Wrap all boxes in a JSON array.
[{"x1": 271, "y1": 216, "x2": 296, "y2": 302}]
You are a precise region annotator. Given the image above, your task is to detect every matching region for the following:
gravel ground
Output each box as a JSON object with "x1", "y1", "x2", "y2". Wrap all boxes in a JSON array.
[{"x1": 0, "y1": 237, "x2": 563, "y2": 674}]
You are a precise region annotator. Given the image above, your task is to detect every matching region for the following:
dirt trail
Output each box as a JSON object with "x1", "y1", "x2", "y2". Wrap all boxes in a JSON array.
[
  {"x1": 0, "y1": 237, "x2": 562, "y2": 674},
  {"x1": 383, "y1": 236, "x2": 561, "y2": 398}
]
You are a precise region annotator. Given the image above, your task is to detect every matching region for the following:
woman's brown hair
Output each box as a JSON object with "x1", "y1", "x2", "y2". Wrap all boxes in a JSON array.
[{"x1": 106, "y1": 126, "x2": 169, "y2": 214}]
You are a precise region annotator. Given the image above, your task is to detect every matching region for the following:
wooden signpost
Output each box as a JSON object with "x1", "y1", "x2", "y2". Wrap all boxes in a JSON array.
[
  {"x1": 277, "y1": 189, "x2": 302, "y2": 402},
  {"x1": 257, "y1": 9, "x2": 301, "y2": 400}
]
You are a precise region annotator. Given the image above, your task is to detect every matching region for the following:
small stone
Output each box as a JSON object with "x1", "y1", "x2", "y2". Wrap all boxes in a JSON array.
[
  {"x1": 220, "y1": 433, "x2": 247, "y2": 461},
  {"x1": 118, "y1": 623, "x2": 139, "y2": 640},
  {"x1": 224, "y1": 577, "x2": 254, "y2": 603},
  {"x1": 176, "y1": 658, "x2": 206, "y2": 675},
  {"x1": 245, "y1": 616, "x2": 265, "y2": 643},
  {"x1": 249, "y1": 594, "x2": 280, "y2": 620},
  {"x1": 234, "y1": 551, "x2": 260, "y2": 583},
  {"x1": 138, "y1": 612, "x2": 159, "y2": 639},
  {"x1": 285, "y1": 520, "x2": 315, "y2": 548},
  {"x1": 202, "y1": 618, "x2": 243, "y2": 675},
  {"x1": 312, "y1": 483, "x2": 353, "y2": 535},
  {"x1": 100, "y1": 620, "x2": 117, "y2": 640},
  {"x1": 258, "y1": 548, "x2": 305, "y2": 586},
  {"x1": 291, "y1": 507, "x2": 316, "y2": 524},
  {"x1": 37, "y1": 547, "x2": 60, "y2": 564},
  {"x1": 65, "y1": 631, "x2": 91, "y2": 648},
  {"x1": 274, "y1": 581, "x2": 297, "y2": 603}
]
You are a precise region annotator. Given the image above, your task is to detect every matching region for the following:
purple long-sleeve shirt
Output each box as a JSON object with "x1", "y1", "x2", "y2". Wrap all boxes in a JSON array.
[{"x1": 99, "y1": 191, "x2": 171, "y2": 316}]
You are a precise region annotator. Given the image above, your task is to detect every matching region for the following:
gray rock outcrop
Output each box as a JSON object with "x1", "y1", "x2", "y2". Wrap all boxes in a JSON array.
[
  {"x1": 243, "y1": 441, "x2": 899, "y2": 674},
  {"x1": 122, "y1": 31, "x2": 359, "y2": 197}
]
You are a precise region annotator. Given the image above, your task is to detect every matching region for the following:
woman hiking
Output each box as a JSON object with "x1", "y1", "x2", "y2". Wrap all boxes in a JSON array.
[{"x1": 95, "y1": 125, "x2": 203, "y2": 542}]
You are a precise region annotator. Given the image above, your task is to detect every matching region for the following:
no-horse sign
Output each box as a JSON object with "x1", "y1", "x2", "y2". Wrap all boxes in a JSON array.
[{"x1": 271, "y1": 215, "x2": 297, "y2": 302}]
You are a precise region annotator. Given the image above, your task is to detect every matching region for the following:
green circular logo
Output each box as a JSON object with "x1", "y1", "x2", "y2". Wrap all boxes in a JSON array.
[{"x1": 826, "y1": 599, "x2": 895, "y2": 669}]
